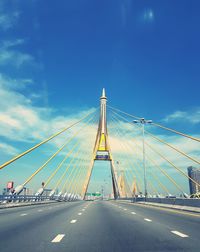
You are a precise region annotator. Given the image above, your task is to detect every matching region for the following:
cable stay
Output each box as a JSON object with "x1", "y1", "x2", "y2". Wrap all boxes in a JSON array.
[
  {"x1": 0, "y1": 108, "x2": 98, "y2": 170},
  {"x1": 108, "y1": 105, "x2": 200, "y2": 142},
  {"x1": 41, "y1": 113, "x2": 99, "y2": 192},
  {"x1": 109, "y1": 116, "x2": 162, "y2": 196},
  {"x1": 109, "y1": 113, "x2": 187, "y2": 196},
  {"x1": 145, "y1": 141, "x2": 200, "y2": 189}
]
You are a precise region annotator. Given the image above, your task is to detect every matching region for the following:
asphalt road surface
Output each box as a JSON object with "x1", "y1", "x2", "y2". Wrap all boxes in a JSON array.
[{"x1": 0, "y1": 200, "x2": 199, "y2": 252}]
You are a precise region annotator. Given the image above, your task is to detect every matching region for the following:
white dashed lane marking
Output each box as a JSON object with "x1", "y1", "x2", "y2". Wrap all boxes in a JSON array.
[
  {"x1": 70, "y1": 219, "x2": 77, "y2": 224},
  {"x1": 144, "y1": 218, "x2": 152, "y2": 222},
  {"x1": 78, "y1": 213, "x2": 82, "y2": 215},
  {"x1": 38, "y1": 209, "x2": 43, "y2": 212},
  {"x1": 131, "y1": 212, "x2": 136, "y2": 215},
  {"x1": 171, "y1": 231, "x2": 189, "y2": 238},
  {"x1": 20, "y1": 213, "x2": 27, "y2": 216},
  {"x1": 51, "y1": 234, "x2": 65, "y2": 243},
  {"x1": 124, "y1": 208, "x2": 127, "y2": 211}
]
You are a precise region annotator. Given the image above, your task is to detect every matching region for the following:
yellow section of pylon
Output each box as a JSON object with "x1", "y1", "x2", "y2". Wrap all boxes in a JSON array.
[
  {"x1": 118, "y1": 174, "x2": 127, "y2": 197},
  {"x1": 132, "y1": 179, "x2": 137, "y2": 196},
  {"x1": 98, "y1": 133, "x2": 107, "y2": 151}
]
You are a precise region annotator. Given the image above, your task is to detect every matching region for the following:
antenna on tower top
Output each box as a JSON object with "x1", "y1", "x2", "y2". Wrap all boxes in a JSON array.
[{"x1": 102, "y1": 88, "x2": 106, "y2": 98}]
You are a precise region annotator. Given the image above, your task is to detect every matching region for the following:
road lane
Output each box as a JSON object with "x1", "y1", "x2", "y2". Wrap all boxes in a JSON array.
[
  {"x1": 0, "y1": 201, "x2": 84, "y2": 231},
  {"x1": 0, "y1": 200, "x2": 200, "y2": 252},
  {"x1": 111, "y1": 200, "x2": 200, "y2": 242},
  {"x1": 46, "y1": 201, "x2": 200, "y2": 251},
  {"x1": 0, "y1": 201, "x2": 86, "y2": 252}
]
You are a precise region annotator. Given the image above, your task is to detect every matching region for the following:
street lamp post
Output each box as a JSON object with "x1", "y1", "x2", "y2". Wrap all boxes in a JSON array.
[
  {"x1": 133, "y1": 118, "x2": 152, "y2": 201},
  {"x1": 101, "y1": 185, "x2": 104, "y2": 200}
]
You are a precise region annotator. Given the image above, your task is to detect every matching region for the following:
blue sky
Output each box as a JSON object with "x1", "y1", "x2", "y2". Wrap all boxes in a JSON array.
[{"x1": 0, "y1": 0, "x2": 200, "y2": 195}]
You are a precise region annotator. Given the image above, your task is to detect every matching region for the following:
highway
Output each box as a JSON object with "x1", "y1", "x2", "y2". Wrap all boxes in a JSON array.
[{"x1": 0, "y1": 200, "x2": 199, "y2": 252}]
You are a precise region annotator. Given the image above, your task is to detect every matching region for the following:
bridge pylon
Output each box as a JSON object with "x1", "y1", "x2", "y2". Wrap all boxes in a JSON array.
[
  {"x1": 118, "y1": 170, "x2": 129, "y2": 198},
  {"x1": 83, "y1": 89, "x2": 120, "y2": 199}
]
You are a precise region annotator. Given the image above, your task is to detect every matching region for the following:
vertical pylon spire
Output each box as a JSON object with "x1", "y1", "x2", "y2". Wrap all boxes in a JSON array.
[
  {"x1": 102, "y1": 88, "x2": 106, "y2": 98},
  {"x1": 96, "y1": 88, "x2": 110, "y2": 159},
  {"x1": 83, "y1": 89, "x2": 120, "y2": 200},
  {"x1": 100, "y1": 88, "x2": 107, "y2": 135}
]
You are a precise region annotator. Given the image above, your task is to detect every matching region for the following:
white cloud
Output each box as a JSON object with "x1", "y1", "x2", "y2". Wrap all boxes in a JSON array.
[
  {"x1": 0, "y1": 11, "x2": 20, "y2": 31},
  {"x1": 0, "y1": 74, "x2": 32, "y2": 109},
  {"x1": 0, "y1": 50, "x2": 34, "y2": 68},
  {"x1": 0, "y1": 142, "x2": 19, "y2": 156},
  {"x1": 163, "y1": 108, "x2": 200, "y2": 124},
  {"x1": 141, "y1": 8, "x2": 155, "y2": 23},
  {"x1": 0, "y1": 39, "x2": 34, "y2": 68},
  {"x1": 2, "y1": 39, "x2": 25, "y2": 48},
  {"x1": 0, "y1": 74, "x2": 97, "y2": 147},
  {"x1": 143, "y1": 134, "x2": 200, "y2": 168},
  {"x1": 108, "y1": 118, "x2": 200, "y2": 169}
]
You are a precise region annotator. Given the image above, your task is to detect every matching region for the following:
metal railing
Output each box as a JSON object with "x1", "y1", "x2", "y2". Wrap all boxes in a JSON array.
[
  {"x1": 0, "y1": 194, "x2": 80, "y2": 205},
  {"x1": 0, "y1": 194, "x2": 52, "y2": 203}
]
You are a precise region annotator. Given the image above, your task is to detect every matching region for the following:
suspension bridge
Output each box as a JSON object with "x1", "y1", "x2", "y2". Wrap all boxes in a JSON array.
[{"x1": 0, "y1": 89, "x2": 200, "y2": 252}]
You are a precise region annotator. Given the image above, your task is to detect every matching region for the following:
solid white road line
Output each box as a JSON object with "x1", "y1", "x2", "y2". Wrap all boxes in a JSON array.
[
  {"x1": 131, "y1": 212, "x2": 136, "y2": 215},
  {"x1": 20, "y1": 213, "x2": 27, "y2": 216},
  {"x1": 78, "y1": 213, "x2": 82, "y2": 215},
  {"x1": 171, "y1": 231, "x2": 189, "y2": 238},
  {"x1": 51, "y1": 234, "x2": 65, "y2": 243},
  {"x1": 144, "y1": 218, "x2": 152, "y2": 222},
  {"x1": 70, "y1": 219, "x2": 77, "y2": 224}
]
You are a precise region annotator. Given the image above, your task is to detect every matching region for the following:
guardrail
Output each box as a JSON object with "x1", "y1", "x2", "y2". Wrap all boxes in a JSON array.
[
  {"x1": 0, "y1": 194, "x2": 51, "y2": 203},
  {"x1": 118, "y1": 197, "x2": 200, "y2": 207},
  {"x1": 0, "y1": 194, "x2": 80, "y2": 205}
]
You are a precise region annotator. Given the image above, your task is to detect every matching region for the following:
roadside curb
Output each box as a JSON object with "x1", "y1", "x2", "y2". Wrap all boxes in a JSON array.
[
  {"x1": 114, "y1": 200, "x2": 200, "y2": 214},
  {"x1": 135, "y1": 202, "x2": 200, "y2": 213}
]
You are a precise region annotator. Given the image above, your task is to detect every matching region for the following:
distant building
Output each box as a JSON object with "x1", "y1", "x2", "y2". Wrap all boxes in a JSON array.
[{"x1": 187, "y1": 166, "x2": 200, "y2": 195}]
